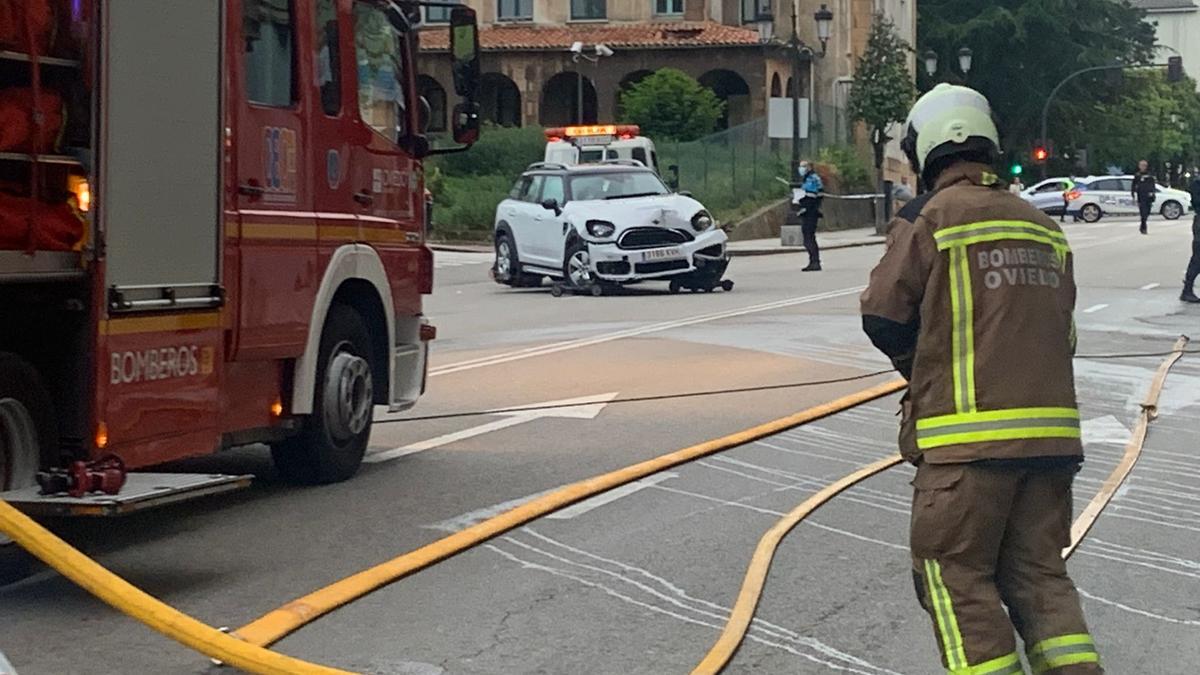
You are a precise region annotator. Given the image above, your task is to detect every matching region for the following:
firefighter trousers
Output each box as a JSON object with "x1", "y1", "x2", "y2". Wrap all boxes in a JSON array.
[{"x1": 910, "y1": 461, "x2": 1102, "y2": 674}]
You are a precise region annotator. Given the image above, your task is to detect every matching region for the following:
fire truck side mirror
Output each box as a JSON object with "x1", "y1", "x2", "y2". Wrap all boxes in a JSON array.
[
  {"x1": 450, "y1": 7, "x2": 481, "y2": 99},
  {"x1": 452, "y1": 102, "x2": 481, "y2": 146}
]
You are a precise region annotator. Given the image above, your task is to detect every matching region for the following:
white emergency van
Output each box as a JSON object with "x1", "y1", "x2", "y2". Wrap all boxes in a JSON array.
[{"x1": 544, "y1": 125, "x2": 660, "y2": 174}]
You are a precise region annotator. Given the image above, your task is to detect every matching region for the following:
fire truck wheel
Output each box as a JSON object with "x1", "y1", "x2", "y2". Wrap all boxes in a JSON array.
[
  {"x1": 272, "y1": 304, "x2": 374, "y2": 484},
  {"x1": 0, "y1": 353, "x2": 57, "y2": 491}
]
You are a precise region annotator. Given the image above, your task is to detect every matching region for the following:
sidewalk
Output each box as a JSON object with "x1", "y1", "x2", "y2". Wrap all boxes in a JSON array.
[{"x1": 727, "y1": 226, "x2": 885, "y2": 256}]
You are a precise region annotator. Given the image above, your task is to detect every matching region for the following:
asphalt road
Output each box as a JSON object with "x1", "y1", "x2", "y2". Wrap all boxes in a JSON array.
[{"x1": 2, "y1": 215, "x2": 1198, "y2": 674}]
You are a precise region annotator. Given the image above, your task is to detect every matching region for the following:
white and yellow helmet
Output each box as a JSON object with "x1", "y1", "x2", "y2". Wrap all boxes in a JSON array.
[{"x1": 901, "y1": 83, "x2": 1000, "y2": 183}]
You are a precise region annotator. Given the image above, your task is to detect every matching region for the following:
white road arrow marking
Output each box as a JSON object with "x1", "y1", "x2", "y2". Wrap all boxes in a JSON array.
[{"x1": 364, "y1": 392, "x2": 619, "y2": 464}]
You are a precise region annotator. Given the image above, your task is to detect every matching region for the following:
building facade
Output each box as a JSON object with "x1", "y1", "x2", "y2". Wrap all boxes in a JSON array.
[
  {"x1": 416, "y1": 0, "x2": 916, "y2": 182},
  {"x1": 1134, "y1": 0, "x2": 1199, "y2": 91}
]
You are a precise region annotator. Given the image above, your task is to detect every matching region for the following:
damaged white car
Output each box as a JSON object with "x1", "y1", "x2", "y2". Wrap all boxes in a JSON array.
[{"x1": 492, "y1": 161, "x2": 732, "y2": 295}]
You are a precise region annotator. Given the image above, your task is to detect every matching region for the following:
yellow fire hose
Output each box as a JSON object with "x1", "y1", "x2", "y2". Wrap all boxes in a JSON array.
[
  {"x1": 0, "y1": 499, "x2": 354, "y2": 674},
  {"x1": 232, "y1": 379, "x2": 907, "y2": 648},
  {"x1": 0, "y1": 378, "x2": 903, "y2": 673},
  {"x1": 692, "y1": 337, "x2": 1189, "y2": 673}
]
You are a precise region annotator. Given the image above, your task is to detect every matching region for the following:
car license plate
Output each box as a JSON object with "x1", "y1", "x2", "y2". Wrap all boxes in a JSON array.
[{"x1": 643, "y1": 247, "x2": 682, "y2": 261}]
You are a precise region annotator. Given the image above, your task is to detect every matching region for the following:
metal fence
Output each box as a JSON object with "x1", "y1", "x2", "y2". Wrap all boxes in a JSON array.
[{"x1": 656, "y1": 104, "x2": 846, "y2": 221}]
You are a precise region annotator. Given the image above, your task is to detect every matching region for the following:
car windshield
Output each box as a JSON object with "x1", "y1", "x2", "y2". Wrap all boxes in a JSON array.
[{"x1": 569, "y1": 171, "x2": 670, "y2": 201}]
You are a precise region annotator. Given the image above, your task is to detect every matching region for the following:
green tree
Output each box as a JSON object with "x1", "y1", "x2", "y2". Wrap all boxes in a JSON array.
[
  {"x1": 1090, "y1": 70, "x2": 1200, "y2": 177},
  {"x1": 919, "y1": 0, "x2": 1157, "y2": 153},
  {"x1": 847, "y1": 13, "x2": 917, "y2": 186},
  {"x1": 619, "y1": 68, "x2": 724, "y2": 142}
]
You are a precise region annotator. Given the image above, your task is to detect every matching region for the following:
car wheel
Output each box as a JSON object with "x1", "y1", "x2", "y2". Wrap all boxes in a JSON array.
[
  {"x1": 1161, "y1": 200, "x2": 1183, "y2": 220},
  {"x1": 668, "y1": 280, "x2": 682, "y2": 294},
  {"x1": 271, "y1": 304, "x2": 374, "y2": 484},
  {"x1": 563, "y1": 239, "x2": 593, "y2": 290},
  {"x1": 1080, "y1": 204, "x2": 1102, "y2": 223},
  {"x1": 494, "y1": 234, "x2": 519, "y2": 285}
]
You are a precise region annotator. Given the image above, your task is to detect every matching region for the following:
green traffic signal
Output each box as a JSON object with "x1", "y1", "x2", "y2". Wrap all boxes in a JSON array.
[{"x1": 1011, "y1": 164, "x2": 1023, "y2": 176}]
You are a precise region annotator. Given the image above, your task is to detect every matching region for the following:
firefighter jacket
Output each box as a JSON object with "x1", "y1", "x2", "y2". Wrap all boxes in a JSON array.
[
  {"x1": 1132, "y1": 171, "x2": 1157, "y2": 202},
  {"x1": 860, "y1": 162, "x2": 1083, "y2": 464}
]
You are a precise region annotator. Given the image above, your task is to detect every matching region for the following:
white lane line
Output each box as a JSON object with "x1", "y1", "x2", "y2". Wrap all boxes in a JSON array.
[
  {"x1": 1141, "y1": 283, "x2": 1161, "y2": 290},
  {"x1": 426, "y1": 488, "x2": 559, "y2": 533},
  {"x1": 429, "y1": 286, "x2": 866, "y2": 377},
  {"x1": 1083, "y1": 304, "x2": 1109, "y2": 313},
  {"x1": 546, "y1": 473, "x2": 678, "y2": 520}
]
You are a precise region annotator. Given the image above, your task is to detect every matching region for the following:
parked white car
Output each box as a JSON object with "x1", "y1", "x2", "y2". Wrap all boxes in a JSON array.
[
  {"x1": 492, "y1": 161, "x2": 731, "y2": 294},
  {"x1": 1067, "y1": 175, "x2": 1191, "y2": 223}
]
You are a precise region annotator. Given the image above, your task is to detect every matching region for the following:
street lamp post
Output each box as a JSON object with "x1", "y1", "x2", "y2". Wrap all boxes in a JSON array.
[
  {"x1": 752, "y1": 4, "x2": 832, "y2": 181},
  {"x1": 570, "y1": 42, "x2": 613, "y2": 124},
  {"x1": 923, "y1": 46, "x2": 973, "y2": 86}
]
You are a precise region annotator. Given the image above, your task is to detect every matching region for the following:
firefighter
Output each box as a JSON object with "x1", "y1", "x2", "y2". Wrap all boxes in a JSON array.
[
  {"x1": 861, "y1": 83, "x2": 1102, "y2": 674},
  {"x1": 795, "y1": 160, "x2": 824, "y2": 271},
  {"x1": 1132, "y1": 159, "x2": 1157, "y2": 235}
]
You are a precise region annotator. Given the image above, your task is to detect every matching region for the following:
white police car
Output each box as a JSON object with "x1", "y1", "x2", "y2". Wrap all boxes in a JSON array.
[
  {"x1": 492, "y1": 161, "x2": 730, "y2": 294},
  {"x1": 1066, "y1": 175, "x2": 1192, "y2": 223}
]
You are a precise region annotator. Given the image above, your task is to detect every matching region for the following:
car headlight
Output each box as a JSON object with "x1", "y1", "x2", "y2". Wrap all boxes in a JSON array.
[
  {"x1": 587, "y1": 220, "x2": 616, "y2": 238},
  {"x1": 692, "y1": 211, "x2": 714, "y2": 231}
]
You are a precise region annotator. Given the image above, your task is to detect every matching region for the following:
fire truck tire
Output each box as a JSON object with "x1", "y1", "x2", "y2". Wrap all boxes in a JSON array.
[
  {"x1": 272, "y1": 304, "x2": 374, "y2": 484},
  {"x1": 0, "y1": 353, "x2": 57, "y2": 491}
]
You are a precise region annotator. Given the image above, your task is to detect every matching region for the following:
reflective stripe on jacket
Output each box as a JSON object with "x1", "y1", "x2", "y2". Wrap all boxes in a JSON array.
[{"x1": 861, "y1": 162, "x2": 1082, "y2": 464}]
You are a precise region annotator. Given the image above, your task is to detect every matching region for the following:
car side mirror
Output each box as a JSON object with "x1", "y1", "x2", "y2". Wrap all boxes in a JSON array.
[
  {"x1": 541, "y1": 198, "x2": 561, "y2": 215},
  {"x1": 450, "y1": 7, "x2": 481, "y2": 98}
]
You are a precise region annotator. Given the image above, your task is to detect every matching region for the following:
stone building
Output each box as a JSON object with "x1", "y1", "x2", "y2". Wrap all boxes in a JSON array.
[{"x1": 417, "y1": 0, "x2": 917, "y2": 183}]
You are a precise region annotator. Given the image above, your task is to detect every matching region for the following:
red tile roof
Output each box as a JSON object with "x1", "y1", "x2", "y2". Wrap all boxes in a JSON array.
[{"x1": 419, "y1": 21, "x2": 761, "y2": 52}]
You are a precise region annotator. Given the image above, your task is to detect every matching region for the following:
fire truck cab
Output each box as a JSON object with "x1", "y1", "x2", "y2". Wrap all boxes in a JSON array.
[{"x1": 0, "y1": 0, "x2": 482, "y2": 515}]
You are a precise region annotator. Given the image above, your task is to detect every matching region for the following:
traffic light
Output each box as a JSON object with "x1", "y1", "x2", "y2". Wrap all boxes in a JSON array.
[
  {"x1": 1010, "y1": 163, "x2": 1023, "y2": 176},
  {"x1": 1033, "y1": 146, "x2": 1049, "y2": 163},
  {"x1": 1167, "y1": 56, "x2": 1184, "y2": 83}
]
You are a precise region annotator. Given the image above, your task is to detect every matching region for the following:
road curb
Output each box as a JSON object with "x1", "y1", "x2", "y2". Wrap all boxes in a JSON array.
[{"x1": 429, "y1": 244, "x2": 492, "y2": 254}]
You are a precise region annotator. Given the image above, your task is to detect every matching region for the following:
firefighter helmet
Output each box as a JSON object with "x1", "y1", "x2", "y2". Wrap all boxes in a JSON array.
[{"x1": 901, "y1": 83, "x2": 1000, "y2": 184}]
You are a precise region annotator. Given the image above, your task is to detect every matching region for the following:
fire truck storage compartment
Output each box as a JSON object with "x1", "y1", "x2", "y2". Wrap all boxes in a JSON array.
[
  {"x1": 101, "y1": 0, "x2": 222, "y2": 311},
  {"x1": 1, "y1": 0, "x2": 95, "y2": 478}
]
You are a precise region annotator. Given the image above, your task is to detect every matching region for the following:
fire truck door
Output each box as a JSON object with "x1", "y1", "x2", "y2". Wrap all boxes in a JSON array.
[
  {"x1": 350, "y1": 2, "x2": 422, "y2": 312},
  {"x1": 311, "y1": 0, "x2": 361, "y2": 247},
  {"x1": 232, "y1": 0, "x2": 319, "y2": 360}
]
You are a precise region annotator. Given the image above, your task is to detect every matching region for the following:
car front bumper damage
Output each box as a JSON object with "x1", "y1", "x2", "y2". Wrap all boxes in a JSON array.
[{"x1": 586, "y1": 229, "x2": 729, "y2": 282}]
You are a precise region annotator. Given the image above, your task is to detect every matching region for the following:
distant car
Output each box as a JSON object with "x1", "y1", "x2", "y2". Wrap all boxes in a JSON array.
[
  {"x1": 1066, "y1": 176, "x2": 1192, "y2": 223},
  {"x1": 492, "y1": 161, "x2": 729, "y2": 292},
  {"x1": 1020, "y1": 177, "x2": 1076, "y2": 215}
]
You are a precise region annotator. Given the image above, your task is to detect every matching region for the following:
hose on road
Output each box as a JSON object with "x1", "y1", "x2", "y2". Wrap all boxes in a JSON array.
[
  {"x1": 0, "y1": 500, "x2": 354, "y2": 675},
  {"x1": 231, "y1": 379, "x2": 909, "y2": 649},
  {"x1": 692, "y1": 336, "x2": 1190, "y2": 674}
]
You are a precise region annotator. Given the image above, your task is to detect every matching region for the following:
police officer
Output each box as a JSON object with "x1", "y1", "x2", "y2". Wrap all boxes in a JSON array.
[
  {"x1": 1060, "y1": 175, "x2": 1076, "y2": 223},
  {"x1": 1183, "y1": 168, "x2": 1200, "y2": 303},
  {"x1": 861, "y1": 84, "x2": 1102, "y2": 674},
  {"x1": 796, "y1": 160, "x2": 824, "y2": 271},
  {"x1": 1132, "y1": 159, "x2": 1157, "y2": 235}
]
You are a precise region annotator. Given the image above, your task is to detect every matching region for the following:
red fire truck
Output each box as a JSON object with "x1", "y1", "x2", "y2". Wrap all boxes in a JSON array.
[{"x1": 0, "y1": 0, "x2": 481, "y2": 514}]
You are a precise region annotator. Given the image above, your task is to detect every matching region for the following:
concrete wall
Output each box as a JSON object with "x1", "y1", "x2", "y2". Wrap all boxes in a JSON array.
[{"x1": 727, "y1": 195, "x2": 875, "y2": 240}]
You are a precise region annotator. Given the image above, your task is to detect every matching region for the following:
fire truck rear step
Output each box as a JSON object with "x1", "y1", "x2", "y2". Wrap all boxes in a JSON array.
[{"x1": 0, "y1": 473, "x2": 252, "y2": 517}]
